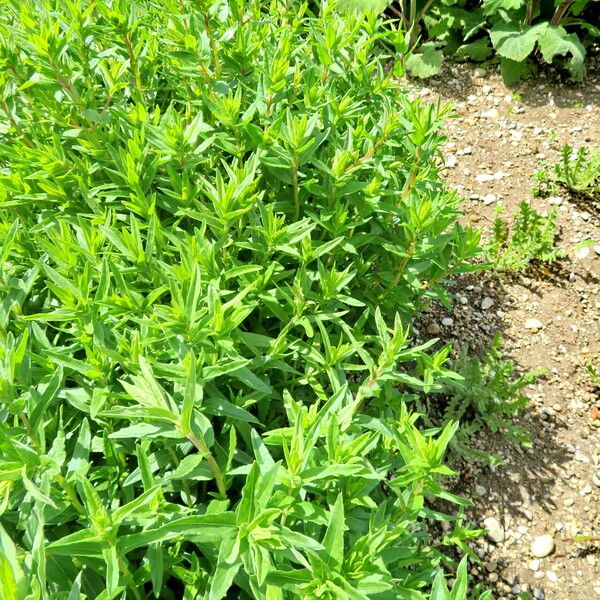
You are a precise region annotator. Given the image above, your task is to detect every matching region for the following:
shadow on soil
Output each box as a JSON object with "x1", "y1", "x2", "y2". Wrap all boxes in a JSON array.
[{"x1": 417, "y1": 271, "x2": 572, "y2": 523}]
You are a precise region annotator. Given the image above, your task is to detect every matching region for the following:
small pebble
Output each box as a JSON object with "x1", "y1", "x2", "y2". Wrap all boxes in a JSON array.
[
  {"x1": 441, "y1": 317, "x2": 454, "y2": 327},
  {"x1": 525, "y1": 318, "x2": 544, "y2": 331},
  {"x1": 531, "y1": 534, "x2": 554, "y2": 558},
  {"x1": 483, "y1": 516, "x2": 505, "y2": 544},
  {"x1": 529, "y1": 559, "x2": 540, "y2": 571},
  {"x1": 545, "y1": 570, "x2": 558, "y2": 583},
  {"x1": 481, "y1": 297, "x2": 494, "y2": 310},
  {"x1": 575, "y1": 246, "x2": 590, "y2": 259},
  {"x1": 474, "y1": 484, "x2": 487, "y2": 497},
  {"x1": 476, "y1": 173, "x2": 496, "y2": 183},
  {"x1": 481, "y1": 108, "x2": 499, "y2": 119},
  {"x1": 426, "y1": 323, "x2": 441, "y2": 335}
]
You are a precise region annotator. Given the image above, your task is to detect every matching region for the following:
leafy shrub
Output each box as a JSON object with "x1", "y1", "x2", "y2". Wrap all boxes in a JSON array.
[
  {"x1": 488, "y1": 201, "x2": 561, "y2": 270},
  {"x1": 555, "y1": 144, "x2": 600, "y2": 195},
  {"x1": 341, "y1": 0, "x2": 600, "y2": 81},
  {"x1": 0, "y1": 0, "x2": 488, "y2": 598}
]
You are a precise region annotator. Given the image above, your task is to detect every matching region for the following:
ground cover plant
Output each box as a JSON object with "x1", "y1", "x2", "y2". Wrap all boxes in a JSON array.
[
  {"x1": 555, "y1": 144, "x2": 600, "y2": 196},
  {"x1": 488, "y1": 201, "x2": 561, "y2": 270},
  {"x1": 340, "y1": 0, "x2": 600, "y2": 82},
  {"x1": 0, "y1": 0, "x2": 490, "y2": 598}
]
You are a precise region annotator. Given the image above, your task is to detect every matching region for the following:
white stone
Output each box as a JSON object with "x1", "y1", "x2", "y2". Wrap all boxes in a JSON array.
[
  {"x1": 525, "y1": 318, "x2": 543, "y2": 331},
  {"x1": 481, "y1": 297, "x2": 494, "y2": 310},
  {"x1": 545, "y1": 570, "x2": 558, "y2": 583},
  {"x1": 474, "y1": 484, "x2": 487, "y2": 497},
  {"x1": 483, "y1": 517, "x2": 505, "y2": 544},
  {"x1": 475, "y1": 173, "x2": 495, "y2": 183},
  {"x1": 530, "y1": 535, "x2": 554, "y2": 558},
  {"x1": 445, "y1": 155, "x2": 458, "y2": 168},
  {"x1": 483, "y1": 193, "x2": 496, "y2": 205},
  {"x1": 575, "y1": 246, "x2": 590, "y2": 259},
  {"x1": 529, "y1": 559, "x2": 540, "y2": 571},
  {"x1": 441, "y1": 317, "x2": 454, "y2": 327},
  {"x1": 481, "y1": 108, "x2": 499, "y2": 119}
]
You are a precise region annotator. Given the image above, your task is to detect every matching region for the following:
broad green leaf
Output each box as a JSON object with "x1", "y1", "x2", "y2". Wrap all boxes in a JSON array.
[
  {"x1": 537, "y1": 26, "x2": 585, "y2": 80},
  {"x1": 405, "y1": 43, "x2": 444, "y2": 79},
  {"x1": 490, "y1": 22, "x2": 547, "y2": 62},
  {"x1": 481, "y1": 0, "x2": 525, "y2": 14}
]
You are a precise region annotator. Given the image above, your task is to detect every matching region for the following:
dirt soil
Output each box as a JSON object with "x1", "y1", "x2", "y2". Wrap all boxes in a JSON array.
[{"x1": 414, "y1": 62, "x2": 600, "y2": 599}]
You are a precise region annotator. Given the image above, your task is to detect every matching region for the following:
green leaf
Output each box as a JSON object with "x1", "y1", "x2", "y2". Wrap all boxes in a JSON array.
[
  {"x1": 499, "y1": 57, "x2": 536, "y2": 85},
  {"x1": 481, "y1": 0, "x2": 525, "y2": 15},
  {"x1": 490, "y1": 22, "x2": 547, "y2": 62},
  {"x1": 429, "y1": 569, "x2": 449, "y2": 600},
  {"x1": 322, "y1": 494, "x2": 345, "y2": 569},
  {"x1": 337, "y1": 0, "x2": 391, "y2": 12},
  {"x1": 450, "y1": 556, "x2": 468, "y2": 599},
  {"x1": 47, "y1": 530, "x2": 104, "y2": 559},
  {"x1": 405, "y1": 43, "x2": 444, "y2": 78},
  {"x1": 455, "y1": 39, "x2": 493, "y2": 62},
  {"x1": 537, "y1": 26, "x2": 586, "y2": 80},
  {"x1": 0, "y1": 524, "x2": 26, "y2": 600}
]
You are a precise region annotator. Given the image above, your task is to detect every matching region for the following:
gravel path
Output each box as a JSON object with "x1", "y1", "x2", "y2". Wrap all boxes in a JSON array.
[{"x1": 414, "y1": 62, "x2": 600, "y2": 599}]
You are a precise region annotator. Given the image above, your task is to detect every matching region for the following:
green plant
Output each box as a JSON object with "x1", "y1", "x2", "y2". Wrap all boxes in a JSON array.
[
  {"x1": 0, "y1": 0, "x2": 488, "y2": 598},
  {"x1": 436, "y1": 335, "x2": 545, "y2": 461},
  {"x1": 531, "y1": 167, "x2": 558, "y2": 198},
  {"x1": 341, "y1": 0, "x2": 600, "y2": 81},
  {"x1": 489, "y1": 201, "x2": 561, "y2": 270},
  {"x1": 555, "y1": 144, "x2": 600, "y2": 195}
]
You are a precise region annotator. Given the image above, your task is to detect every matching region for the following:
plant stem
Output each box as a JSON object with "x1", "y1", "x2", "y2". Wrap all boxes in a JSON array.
[
  {"x1": 417, "y1": 0, "x2": 435, "y2": 22},
  {"x1": 186, "y1": 433, "x2": 227, "y2": 499},
  {"x1": 292, "y1": 158, "x2": 300, "y2": 220},
  {"x1": 524, "y1": 0, "x2": 538, "y2": 25},
  {"x1": 204, "y1": 13, "x2": 221, "y2": 77},
  {"x1": 550, "y1": 0, "x2": 573, "y2": 26},
  {"x1": 124, "y1": 35, "x2": 143, "y2": 92}
]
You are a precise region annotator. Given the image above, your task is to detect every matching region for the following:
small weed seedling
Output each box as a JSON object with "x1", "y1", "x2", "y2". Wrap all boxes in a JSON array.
[{"x1": 489, "y1": 201, "x2": 561, "y2": 271}]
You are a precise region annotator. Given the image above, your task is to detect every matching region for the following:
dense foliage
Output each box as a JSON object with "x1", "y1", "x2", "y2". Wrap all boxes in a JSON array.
[
  {"x1": 343, "y1": 0, "x2": 600, "y2": 82},
  {"x1": 0, "y1": 1, "x2": 491, "y2": 598}
]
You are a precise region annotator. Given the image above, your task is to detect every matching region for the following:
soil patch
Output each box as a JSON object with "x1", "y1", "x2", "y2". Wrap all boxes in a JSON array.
[{"x1": 414, "y1": 62, "x2": 600, "y2": 599}]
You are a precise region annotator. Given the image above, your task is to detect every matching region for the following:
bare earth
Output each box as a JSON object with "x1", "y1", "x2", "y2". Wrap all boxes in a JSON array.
[{"x1": 415, "y1": 62, "x2": 600, "y2": 599}]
